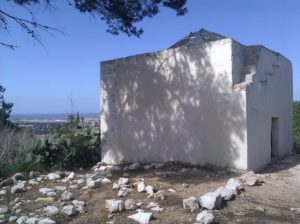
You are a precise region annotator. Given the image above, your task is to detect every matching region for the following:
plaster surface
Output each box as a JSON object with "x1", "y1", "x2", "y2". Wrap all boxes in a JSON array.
[{"x1": 100, "y1": 29, "x2": 293, "y2": 171}]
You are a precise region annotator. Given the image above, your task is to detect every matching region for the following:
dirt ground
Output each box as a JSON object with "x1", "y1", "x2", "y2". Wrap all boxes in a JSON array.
[{"x1": 1, "y1": 154, "x2": 300, "y2": 224}]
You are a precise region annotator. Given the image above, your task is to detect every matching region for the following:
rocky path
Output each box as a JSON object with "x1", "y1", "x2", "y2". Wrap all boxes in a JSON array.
[{"x1": 0, "y1": 155, "x2": 300, "y2": 224}]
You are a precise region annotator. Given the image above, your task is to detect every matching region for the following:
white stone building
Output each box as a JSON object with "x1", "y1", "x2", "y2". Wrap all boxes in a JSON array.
[{"x1": 100, "y1": 29, "x2": 293, "y2": 171}]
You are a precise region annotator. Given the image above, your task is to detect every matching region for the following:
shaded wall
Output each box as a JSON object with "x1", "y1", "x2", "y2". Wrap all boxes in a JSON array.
[
  {"x1": 245, "y1": 47, "x2": 293, "y2": 171},
  {"x1": 101, "y1": 39, "x2": 247, "y2": 170}
]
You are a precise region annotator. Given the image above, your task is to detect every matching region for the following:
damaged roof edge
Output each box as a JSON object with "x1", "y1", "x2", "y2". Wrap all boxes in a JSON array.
[{"x1": 100, "y1": 28, "x2": 291, "y2": 65}]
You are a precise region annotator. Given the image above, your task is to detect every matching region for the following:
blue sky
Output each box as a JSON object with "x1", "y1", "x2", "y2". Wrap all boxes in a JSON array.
[{"x1": 1, "y1": 0, "x2": 299, "y2": 114}]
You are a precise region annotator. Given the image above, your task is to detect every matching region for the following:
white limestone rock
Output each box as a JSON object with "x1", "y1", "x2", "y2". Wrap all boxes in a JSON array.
[
  {"x1": 118, "y1": 177, "x2": 129, "y2": 185},
  {"x1": 101, "y1": 178, "x2": 111, "y2": 184},
  {"x1": 124, "y1": 199, "x2": 137, "y2": 210},
  {"x1": 43, "y1": 206, "x2": 59, "y2": 216},
  {"x1": 35, "y1": 197, "x2": 55, "y2": 202},
  {"x1": 143, "y1": 165, "x2": 152, "y2": 170},
  {"x1": 11, "y1": 181, "x2": 26, "y2": 194},
  {"x1": 150, "y1": 206, "x2": 164, "y2": 212},
  {"x1": 0, "y1": 190, "x2": 7, "y2": 195},
  {"x1": 72, "y1": 200, "x2": 85, "y2": 207},
  {"x1": 75, "y1": 179, "x2": 85, "y2": 185},
  {"x1": 145, "y1": 186, "x2": 155, "y2": 196},
  {"x1": 146, "y1": 202, "x2": 164, "y2": 212},
  {"x1": 105, "y1": 199, "x2": 124, "y2": 213},
  {"x1": 199, "y1": 192, "x2": 222, "y2": 210},
  {"x1": 137, "y1": 182, "x2": 146, "y2": 193},
  {"x1": 67, "y1": 172, "x2": 76, "y2": 180},
  {"x1": 128, "y1": 162, "x2": 140, "y2": 170},
  {"x1": 15, "y1": 208, "x2": 23, "y2": 214},
  {"x1": 88, "y1": 173, "x2": 105, "y2": 181},
  {"x1": 128, "y1": 212, "x2": 152, "y2": 224},
  {"x1": 0, "y1": 205, "x2": 9, "y2": 214},
  {"x1": 37, "y1": 218, "x2": 56, "y2": 224},
  {"x1": 28, "y1": 180, "x2": 39, "y2": 186},
  {"x1": 61, "y1": 191, "x2": 73, "y2": 201},
  {"x1": 72, "y1": 200, "x2": 86, "y2": 213},
  {"x1": 68, "y1": 185, "x2": 79, "y2": 189},
  {"x1": 167, "y1": 189, "x2": 176, "y2": 194},
  {"x1": 117, "y1": 187, "x2": 132, "y2": 197},
  {"x1": 46, "y1": 191, "x2": 57, "y2": 197},
  {"x1": 154, "y1": 163, "x2": 164, "y2": 169},
  {"x1": 146, "y1": 202, "x2": 159, "y2": 208},
  {"x1": 225, "y1": 178, "x2": 243, "y2": 192},
  {"x1": 39, "y1": 188, "x2": 54, "y2": 195},
  {"x1": 215, "y1": 187, "x2": 236, "y2": 200},
  {"x1": 54, "y1": 186, "x2": 66, "y2": 191},
  {"x1": 62, "y1": 205, "x2": 78, "y2": 216},
  {"x1": 196, "y1": 210, "x2": 215, "y2": 224},
  {"x1": 47, "y1": 173, "x2": 60, "y2": 180},
  {"x1": 26, "y1": 217, "x2": 40, "y2": 224},
  {"x1": 112, "y1": 183, "x2": 120, "y2": 189},
  {"x1": 86, "y1": 179, "x2": 101, "y2": 189},
  {"x1": 16, "y1": 216, "x2": 28, "y2": 224},
  {"x1": 240, "y1": 171, "x2": 264, "y2": 186},
  {"x1": 183, "y1": 196, "x2": 199, "y2": 212},
  {"x1": 9, "y1": 216, "x2": 18, "y2": 222}
]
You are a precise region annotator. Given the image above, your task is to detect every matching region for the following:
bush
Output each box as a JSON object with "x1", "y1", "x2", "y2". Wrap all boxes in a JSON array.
[
  {"x1": 0, "y1": 128, "x2": 36, "y2": 164},
  {"x1": 27, "y1": 113, "x2": 101, "y2": 171},
  {"x1": 294, "y1": 101, "x2": 300, "y2": 153}
]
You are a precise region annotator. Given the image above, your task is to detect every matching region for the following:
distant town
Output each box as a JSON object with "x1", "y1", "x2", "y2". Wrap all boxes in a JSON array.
[{"x1": 11, "y1": 113, "x2": 99, "y2": 135}]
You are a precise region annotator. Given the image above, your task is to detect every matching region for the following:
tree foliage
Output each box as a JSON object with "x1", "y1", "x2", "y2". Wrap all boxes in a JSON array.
[
  {"x1": 0, "y1": 84, "x2": 13, "y2": 129},
  {"x1": 294, "y1": 101, "x2": 300, "y2": 152},
  {"x1": 1, "y1": 0, "x2": 188, "y2": 49},
  {"x1": 27, "y1": 113, "x2": 101, "y2": 170}
]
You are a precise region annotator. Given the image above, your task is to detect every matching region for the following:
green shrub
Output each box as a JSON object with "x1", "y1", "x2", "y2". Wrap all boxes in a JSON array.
[
  {"x1": 294, "y1": 101, "x2": 300, "y2": 153},
  {"x1": 27, "y1": 113, "x2": 101, "y2": 171}
]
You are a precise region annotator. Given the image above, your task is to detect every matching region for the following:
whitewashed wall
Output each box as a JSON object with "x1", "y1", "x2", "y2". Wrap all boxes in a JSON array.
[
  {"x1": 101, "y1": 39, "x2": 249, "y2": 170},
  {"x1": 245, "y1": 47, "x2": 293, "y2": 171}
]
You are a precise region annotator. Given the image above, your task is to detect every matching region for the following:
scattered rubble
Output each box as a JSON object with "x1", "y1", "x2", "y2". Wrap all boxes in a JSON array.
[
  {"x1": 137, "y1": 181, "x2": 146, "y2": 193},
  {"x1": 11, "y1": 181, "x2": 26, "y2": 194},
  {"x1": 117, "y1": 187, "x2": 132, "y2": 197},
  {"x1": 9, "y1": 216, "x2": 18, "y2": 222},
  {"x1": 43, "y1": 205, "x2": 59, "y2": 216},
  {"x1": 225, "y1": 178, "x2": 243, "y2": 192},
  {"x1": 146, "y1": 202, "x2": 164, "y2": 212},
  {"x1": 124, "y1": 199, "x2": 137, "y2": 210},
  {"x1": 16, "y1": 216, "x2": 28, "y2": 224},
  {"x1": 105, "y1": 199, "x2": 125, "y2": 213},
  {"x1": 47, "y1": 173, "x2": 60, "y2": 181},
  {"x1": 128, "y1": 212, "x2": 152, "y2": 224},
  {"x1": 37, "y1": 218, "x2": 56, "y2": 224},
  {"x1": 72, "y1": 200, "x2": 86, "y2": 213},
  {"x1": 39, "y1": 188, "x2": 54, "y2": 195},
  {"x1": 196, "y1": 210, "x2": 215, "y2": 224},
  {"x1": 54, "y1": 186, "x2": 66, "y2": 191},
  {"x1": 62, "y1": 205, "x2": 78, "y2": 216},
  {"x1": 118, "y1": 177, "x2": 129, "y2": 185},
  {"x1": 61, "y1": 191, "x2": 73, "y2": 201},
  {"x1": 128, "y1": 162, "x2": 140, "y2": 171},
  {"x1": 240, "y1": 171, "x2": 264, "y2": 186},
  {"x1": 145, "y1": 185, "x2": 155, "y2": 197},
  {"x1": 0, "y1": 205, "x2": 9, "y2": 214},
  {"x1": 0, "y1": 159, "x2": 291, "y2": 223},
  {"x1": 215, "y1": 187, "x2": 236, "y2": 200},
  {"x1": 199, "y1": 192, "x2": 222, "y2": 210},
  {"x1": 153, "y1": 190, "x2": 167, "y2": 200},
  {"x1": 183, "y1": 196, "x2": 199, "y2": 212}
]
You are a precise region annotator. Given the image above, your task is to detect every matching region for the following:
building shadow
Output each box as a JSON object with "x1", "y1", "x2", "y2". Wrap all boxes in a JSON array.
[{"x1": 101, "y1": 40, "x2": 246, "y2": 170}]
